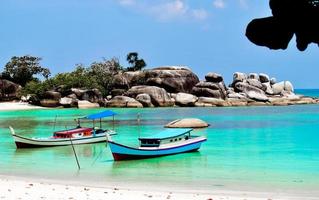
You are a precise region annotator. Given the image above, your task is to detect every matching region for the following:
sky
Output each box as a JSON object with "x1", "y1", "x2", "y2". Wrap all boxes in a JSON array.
[{"x1": 0, "y1": 0, "x2": 319, "y2": 88}]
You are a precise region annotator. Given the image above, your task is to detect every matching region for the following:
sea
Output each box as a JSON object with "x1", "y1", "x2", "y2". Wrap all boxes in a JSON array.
[{"x1": 0, "y1": 89, "x2": 318, "y2": 193}]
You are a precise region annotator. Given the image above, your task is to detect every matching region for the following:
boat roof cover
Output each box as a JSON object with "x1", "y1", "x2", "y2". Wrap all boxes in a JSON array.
[
  {"x1": 139, "y1": 128, "x2": 192, "y2": 140},
  {"x1": 83, "y1": 110, "x2": 116, "y2": 120},
  {"x1": 54, "y1": 127, "x2": 93, "y2": 135}
]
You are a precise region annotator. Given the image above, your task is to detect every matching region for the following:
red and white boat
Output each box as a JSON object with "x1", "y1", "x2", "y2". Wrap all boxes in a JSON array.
[{"x1": 10, "y1": 110, "x2": 117, "y2": 148}]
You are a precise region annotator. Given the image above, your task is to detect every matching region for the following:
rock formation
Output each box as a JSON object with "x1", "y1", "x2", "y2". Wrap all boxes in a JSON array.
[{"x1": 20, "y1": 66, "x2": 318, "y2": 108}]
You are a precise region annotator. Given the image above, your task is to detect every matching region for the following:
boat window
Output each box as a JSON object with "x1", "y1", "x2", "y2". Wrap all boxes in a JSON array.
[
  {"x1": 179, "y1": 138, "x2": 182, "y2": 140},
  {"x1": 174, "y1": 138, "x2": 177, "y2": 141},
  {"x1": 170, "y1": 139, "x2": 173, "y2": 142},
  {"x1": 185, "y1": 135, "x2": 189, "y2": 140}
]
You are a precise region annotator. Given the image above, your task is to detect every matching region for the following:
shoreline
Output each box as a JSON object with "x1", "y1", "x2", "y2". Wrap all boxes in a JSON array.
[
  {"x1": 1, "y1": 175, "x2": 318, "y2": 200},
  {"x1": 0, "y1": 102, "x2": 47, "y2": 111},
  {"x1": 0, "y1": 97, "x2": 319, "y2": 111}
]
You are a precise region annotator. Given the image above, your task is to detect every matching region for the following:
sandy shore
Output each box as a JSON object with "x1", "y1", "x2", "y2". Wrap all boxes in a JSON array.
[
  {"x1": 0, "y1": 102, "x2": 46, "y2": 111},
  {"x1": 0, "y1": 176, "x2": 317, "y2": 200}
]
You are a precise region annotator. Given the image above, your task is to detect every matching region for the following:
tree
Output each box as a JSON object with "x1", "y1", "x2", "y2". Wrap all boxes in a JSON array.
[
  {"x1": 1, "y1": 55, "x2": 51, "y2": 86},
  {"x1": 90, "y1": 57, "x2": 123, "y2": 95},
  {"x1": 126, "y1": 52, "x2": 146, "y2": 71}
]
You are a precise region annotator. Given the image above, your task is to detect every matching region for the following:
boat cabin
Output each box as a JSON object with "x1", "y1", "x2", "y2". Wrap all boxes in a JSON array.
[
  {"x1": 138, "y1": 128, "x2": 192, "y2": 147},
  {"x1": 53, "y1": 127, "x2": 93, "y2": 138}
]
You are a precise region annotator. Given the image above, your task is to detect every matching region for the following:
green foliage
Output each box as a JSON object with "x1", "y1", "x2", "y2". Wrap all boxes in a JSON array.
[
  {"x1": 20, "y1": 57, "x2": 123, "y2": 97},
  {"x1": 126, "y1": 52, "x2": 146, "y2": 71},
  {"x1": 2, "y1": 55, "x2": 51, "y2": 86},
  {"x1": 90, "y1": 57, "x2": 123, "y2": 95},
  {"x1": 20, "y1": 81, "x2": 50, "y2": 98}
]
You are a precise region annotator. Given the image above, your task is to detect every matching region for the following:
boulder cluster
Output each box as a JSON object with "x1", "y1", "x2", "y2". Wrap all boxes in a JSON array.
[{"x1": 18, "y1": 66, "x2": 319, "y2": 108}]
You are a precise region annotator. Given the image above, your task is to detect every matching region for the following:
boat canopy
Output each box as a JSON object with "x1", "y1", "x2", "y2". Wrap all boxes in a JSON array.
[
  {"x1": 82, "y1": 110, "x2": 116, "y2": 120},
  {"x1": 139, "y1": 128, "x2": 192, "y2": 140},
  {"x1": 54, "y1": 127, "x2": 93, "y2": 135}
]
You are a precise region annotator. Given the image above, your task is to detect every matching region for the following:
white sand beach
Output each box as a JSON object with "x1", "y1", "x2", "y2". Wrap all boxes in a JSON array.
[
  {"x1": 0, "y1": 102, "x2": 46, "y2": 111},
  {"x1": 0, "y1": 175, "x2": 317, "y2": 200}
]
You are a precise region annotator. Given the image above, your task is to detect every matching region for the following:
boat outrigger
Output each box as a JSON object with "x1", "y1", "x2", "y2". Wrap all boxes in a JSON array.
[
  {"x1": 10, "y1": 110, "x2": 117, "y2": 148},
  {"x1": 107, "y1": 128, "x2": 207, "y2": 161}
]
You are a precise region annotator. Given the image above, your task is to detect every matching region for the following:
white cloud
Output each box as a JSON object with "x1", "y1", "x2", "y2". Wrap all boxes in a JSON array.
[
  {"x1": 118, "y1": 0, "x2": 135, "y2": 6},
  {"x1": 213, "y1": 0, "x2": 225, "y2": 9},
  {"x1": 238, "y1": 0, "x2": 248, "y2": 9},
  {"x1": 150, "y1": 0, "x2": 188, "y2": 21},
  {"x1": 192, "y1": 9, "x2": 209, "y2": 20},
  {"x1": 116, "y1": 0, "x2": 209, "y2": 22}
]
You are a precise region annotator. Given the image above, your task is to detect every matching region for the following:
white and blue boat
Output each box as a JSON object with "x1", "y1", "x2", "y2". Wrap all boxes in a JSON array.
[{"x1": 107, "y1": 128, "x2": 207, "y2": 161}]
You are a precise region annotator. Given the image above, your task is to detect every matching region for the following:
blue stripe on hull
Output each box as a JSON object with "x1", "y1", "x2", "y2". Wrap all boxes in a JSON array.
[{"x1": 108, "y1": 139, "x2": 206, "y2": 161}]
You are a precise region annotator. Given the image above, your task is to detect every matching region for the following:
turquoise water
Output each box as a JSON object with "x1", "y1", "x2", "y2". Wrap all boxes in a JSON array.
[
  {"x1": 296, "y1": 89, "x2": 319, "y2": 97},
  {"x1": 0, "y1": 105, "x2": 319, "y2": 192}
]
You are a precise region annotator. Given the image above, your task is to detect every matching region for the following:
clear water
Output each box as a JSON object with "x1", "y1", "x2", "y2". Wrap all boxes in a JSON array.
[
  {"x1": 296, "y1": 89, "x2": 319, "y2": 98},
  {"x1": 0, "y1": 104, "x2": 319, "y2": 193}
]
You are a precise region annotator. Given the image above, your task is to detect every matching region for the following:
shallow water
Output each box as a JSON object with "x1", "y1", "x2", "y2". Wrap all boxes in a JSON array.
[{"x1": 0, "y1": 105, "x2": 319, "y2": 192}]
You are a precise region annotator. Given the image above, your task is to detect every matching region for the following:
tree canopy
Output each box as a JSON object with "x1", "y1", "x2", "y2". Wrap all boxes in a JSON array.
[
  {"x1": 246, "y1": 0, "x2": 319, "y2": 51},
  {"x1": 126, "y1": 52, "x2": 146, "y2": 71},
  {"x1": 1, "y1": 55, "x2": 51, "y2": 86}
]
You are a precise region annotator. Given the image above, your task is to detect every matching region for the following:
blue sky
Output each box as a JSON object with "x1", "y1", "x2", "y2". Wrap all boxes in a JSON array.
[{"x1": 0, "y1": 0, "x2": 318, "y2": 88}]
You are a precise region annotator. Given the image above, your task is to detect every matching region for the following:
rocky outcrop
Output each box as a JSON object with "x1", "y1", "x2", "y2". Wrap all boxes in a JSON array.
[
  {"x1": 165, "y1": 118, "x2": 209, "y2": 128},
  {"x1": 136, "y1": 93, "x2": 153, "y2": 107},
  {"x1": 40, "y1": 99, "x2": 60, "y2": 107},
  {"x1": 0, "y1": 79, "x2": 21, "y2": 101},
  {"x1": 192, "y1": 72, "x2": 227, "y2": 99},
  {"x1": 18, "y1": 66, "x2": 319, "y2": 108},
  {"x1": 126, "y1": 85, "x2": 174, "y2": 107},
  {"x1": 106, "y1": 96, "x2": 143, "y2": 108},
  {"x1": 174, "y1": 93, "x2": 198, "y2": 107},
  {"x1": 144, "y1": 66, "x2": 199, "y2": 93},
  {"x1": 59, "y1": 97, "x2": 77, "y2": 108},
  {"x1": 78, "y1": 100, "x2": 100, "y2": 109}
]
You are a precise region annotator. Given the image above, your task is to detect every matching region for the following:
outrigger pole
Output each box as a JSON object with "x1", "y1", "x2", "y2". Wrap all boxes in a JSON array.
[{"x1": 65, "y1": 125, "x2": 81, "y2": 170}]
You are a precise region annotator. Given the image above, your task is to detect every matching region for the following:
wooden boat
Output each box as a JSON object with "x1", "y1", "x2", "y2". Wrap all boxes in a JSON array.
[
  {"x1": 107, "y1": 128, "x2": 207, "y2": 161},
  {"x1": 10, "y1": 110, "x2": 117, "y2": 148}
]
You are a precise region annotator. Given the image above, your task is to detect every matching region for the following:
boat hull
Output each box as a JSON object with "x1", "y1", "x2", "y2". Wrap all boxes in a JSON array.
[
  {"x1": 108, "y1": 137, "x2": 206, "y2": 161},
  {"x1": 12, "y1": 134, "x2": 107, "y2": 148}
]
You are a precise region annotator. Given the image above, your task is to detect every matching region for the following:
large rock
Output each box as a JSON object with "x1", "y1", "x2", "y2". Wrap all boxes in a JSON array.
[
  {"x1": 262, "y1": 82, "x2": 273, "y2": 95},
  {"x1": 233, "y1": 72, "x2": 247, "y2": 83},
  {"x1": 205, "y1": 72, "x2": 223, "y2": 82},
  {"x1": 106, "y1": 96, "x2": 143, "y2": 108},
  {"x1": 40, "y1": 99, "x2": 59, "y2": 107},
  {"x1": 234, "y1": 82, "x2": 268, "y2": 101},
  {"x1": 126, "y1": 85, "x2": 174, "y2": 107},
  {"x1": 70, "y1": 88, "x2": 102, "y2": 103},
  {"x1": 259, "y1": 73, "x2": 270, "y2": 83},
  {"x1": 272, "y1": 81, "x2": 294, "y2": 95},
  {"x1": 246, "y1": 79, "x2": 265, "y2": 90},
  {"x1": 248, "y1": 73, "x2": 259, "y2": 80},
  {"x1": 59, "y1": 97, "x2": 77, "y2": 108},
  {"x1": 77, "y1": 100, "x2": 100, "y2": 109},
  {"x1": 196, "y1": 97, "x2": 230, "y2": 107},
  {"x1": 165, "y1": 118, "x2": 209, "y2": 128},
  {"x1": 44, "y1": 91, "x2": 61, "y2": 100},
  {"x1": 110, "y1": 73, "x2": 129, "y2": 89},
  {"x1": 144, "y1": 66, "x2": 199, "y2": 93},
  {"x1": 194, "y1": 81, "x2": 220, "y2": 90},
  {"x1": 284, "y1": 81, "x2": 294, "y2": 92},
  {"x1": 192, "y1": 87, "x2": 224, "y2": 99},
  {"x1": 136, "y1": 93, "x2": 153, "y2": 107},
  {"x1": 175, "y1": 93, "x2": 198, "y2": 107},
  {"x1": 226, "y1": 98, "x2": 248, "y2": 106},
  {"x1": 0, "y1": 79, "x2": 21, "y2": 101}
]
